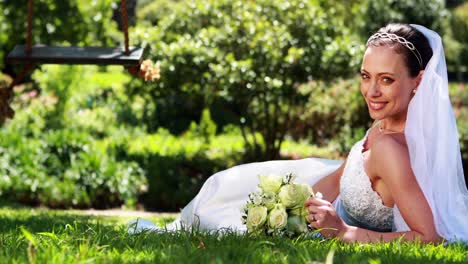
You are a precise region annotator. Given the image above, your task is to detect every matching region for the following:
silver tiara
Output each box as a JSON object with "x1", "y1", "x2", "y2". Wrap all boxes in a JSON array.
[{"x1": 367, "y1": 32, "x2": 423, "y2": 68}]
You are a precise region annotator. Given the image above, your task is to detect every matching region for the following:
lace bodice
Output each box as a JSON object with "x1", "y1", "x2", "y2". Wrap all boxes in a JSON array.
[{"x1": 339, "y1": 133, "x2": 394, "y2": 232}]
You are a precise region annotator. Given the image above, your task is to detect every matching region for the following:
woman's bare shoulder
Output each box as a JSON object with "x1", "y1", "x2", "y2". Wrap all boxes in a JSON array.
[
  {"x1": 372, "y1": 132, "x2": 408, "y2": 154},
  {"x1": 370, "y1": 132, "x2": 413, "y2": 179}
]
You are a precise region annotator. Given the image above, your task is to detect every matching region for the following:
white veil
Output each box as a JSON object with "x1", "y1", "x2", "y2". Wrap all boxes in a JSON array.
[{"x1": 393, "y1": 24, "x2": 468, "y2": 242}]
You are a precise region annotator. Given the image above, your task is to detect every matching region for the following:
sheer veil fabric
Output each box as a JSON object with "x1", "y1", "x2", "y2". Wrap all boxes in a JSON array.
[{"x1": 393, "y1": 24, "x2": 468, "y2": 242}]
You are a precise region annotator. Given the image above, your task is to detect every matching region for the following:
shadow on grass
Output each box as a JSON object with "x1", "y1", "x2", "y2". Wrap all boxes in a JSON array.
[{"x1": 0, "y1": 206, "x2": 117, "y2": 234}]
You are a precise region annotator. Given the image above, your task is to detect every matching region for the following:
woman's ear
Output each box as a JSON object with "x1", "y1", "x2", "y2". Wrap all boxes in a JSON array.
[{"x1": 414, "y1": 70, "x2": 424, "y2": 88}]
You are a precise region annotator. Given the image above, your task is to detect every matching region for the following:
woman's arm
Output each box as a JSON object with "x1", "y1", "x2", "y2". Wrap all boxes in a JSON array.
[
  {"x1": 306, "y1": 135, "x2": 441, "y2": 243},
  {"x1": 305, "y1": 198, "x2": 440, "y2": 243},
  {"x1": 367, "y1": 135, "x2": 440, "y2": 243},
  {"x1": 312, "y1": 158, "x2": 347, "y2": 203}
]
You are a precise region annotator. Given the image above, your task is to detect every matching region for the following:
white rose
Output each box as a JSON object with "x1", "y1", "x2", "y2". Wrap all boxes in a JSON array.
[
  {"x1": 278, "y1": 183, "x2": 312, "y2": 209},
  {"x1": 246, "y1": 206, "x2": 268, "y2": 231},
  {"x1": 258, "y1": 174, "x2": 283, "y2": 194},
  {"x1": 268, "y1": 205, "x2": 288, "y2": 230},
  {"x1": 289, "y1": 205, "x2": 308, "y2": 220}
]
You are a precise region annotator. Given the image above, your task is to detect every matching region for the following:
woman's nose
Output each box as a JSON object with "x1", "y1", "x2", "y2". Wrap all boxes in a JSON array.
[{"x1": 368, "y1": 81, "x2": 381, "y2": 97}]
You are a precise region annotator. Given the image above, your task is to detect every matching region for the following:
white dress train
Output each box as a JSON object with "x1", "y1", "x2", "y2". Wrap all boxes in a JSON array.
[{"x1": 129, "y1": 158, "x2": 341, "y2": 233}]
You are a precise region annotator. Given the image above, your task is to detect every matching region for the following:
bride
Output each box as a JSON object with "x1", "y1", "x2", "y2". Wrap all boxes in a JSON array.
[{"x1": 131, "y1": 24, "x2": 468, "y2": 243}]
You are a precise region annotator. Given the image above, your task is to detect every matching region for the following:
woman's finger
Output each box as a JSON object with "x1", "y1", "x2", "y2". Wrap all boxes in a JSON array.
[
  {"x1": 304, "y1": 197, "x2": 332, "y2": 207},
  {"x1": 307, "y1": 205, "x2": 319, "y2": 214},
  {"x1": 307, "y1": 205, "x2": 332, "y2": 214},
  {"x1": 308, "y1": 205, "x2": 330, "y2": 214}
]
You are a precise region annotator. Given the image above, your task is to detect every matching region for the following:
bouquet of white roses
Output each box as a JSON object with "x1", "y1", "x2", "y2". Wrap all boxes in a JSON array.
[{"x1": 241, "y1": 173, "x2": 317, "y2": 236}]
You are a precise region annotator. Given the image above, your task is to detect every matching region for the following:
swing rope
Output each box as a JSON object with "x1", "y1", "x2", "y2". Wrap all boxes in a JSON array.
[
  {"x1": 6, "y1": 0, "x2": 37, "y2": 103},
  {"x1": 26, "y1": 0, "x2": 33, "y2": 55},
  {"x1": 121, "y1": 0, "x2": 130, "y2": 55}
]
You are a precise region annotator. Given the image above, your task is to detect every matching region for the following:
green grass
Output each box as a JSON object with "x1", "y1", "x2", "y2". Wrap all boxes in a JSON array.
[{"x1": 0, "y1": 207, "x2": 466, "y2": 263}]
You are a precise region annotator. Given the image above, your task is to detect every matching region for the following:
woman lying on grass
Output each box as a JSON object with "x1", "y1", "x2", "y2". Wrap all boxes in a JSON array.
[{"x1": 136, "y1": 23, "x2": 467, "y2": 244}]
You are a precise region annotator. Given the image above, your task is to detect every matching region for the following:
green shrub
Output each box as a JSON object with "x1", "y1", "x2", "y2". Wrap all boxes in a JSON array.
[
  {"x1": 357, "y1": 0, "x2": 448, "y2": 37},
  {"x1": 289, "y1": 76, "x2": 370, "y2": 155},
  {"x1": 0, "y1": 134, "x2": 47, "y2": 205},
  {"x1": 449, "y1": 82, "x2": 467, "y2": 184},
  {"x1": 185, "y1": 108, "x2": 217, "y2": 144},
  {"x1": 136, "y1": 0, "x2": 182, "y2": 27},
  {"x1": 457, "y1": 106, "x2": 468, "y2": 185},
  {"x1": 32, "y1": 65, "x2": 133, "y2": 136},
  {"x1": 450, "y1": 3, "x2": 468, "y2": 74},
  {"x1": 32, "y1": 65, "x2": 82, "y2": 129},
  {"x1": 0, "y1": 66, "x2": 148, "y2": 209},
  {"x1": 0, "y1": 124, "x2": 147, "y2": 208},
  {"x1": 131, "y1": 0, "x2": 362, "y2": 160},
  {"x1": 123, "y1": 128, "x2": 243, "y2": 211}
]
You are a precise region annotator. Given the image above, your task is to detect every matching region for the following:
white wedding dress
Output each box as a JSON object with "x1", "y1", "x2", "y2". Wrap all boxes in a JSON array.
[
  {"x1": 335, "y1": 131, "x2": 394, "y2": 232},
  {"x1": 130, "y1": 132, "x2": 400, "y2": 234}
]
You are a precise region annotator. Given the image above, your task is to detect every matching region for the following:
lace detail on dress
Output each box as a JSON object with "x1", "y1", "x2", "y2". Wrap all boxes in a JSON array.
[{"x1": 339, "y1": 133, "x2": 393, "y2": 231}]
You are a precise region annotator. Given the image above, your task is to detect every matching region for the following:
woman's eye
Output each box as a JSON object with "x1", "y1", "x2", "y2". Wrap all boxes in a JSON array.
[
  {"x1": 382, "y1": 77, "x2": 394, "y2": 84},
  {"x1": 361, "y1": 73, "x2": 369, "y2": 79}
]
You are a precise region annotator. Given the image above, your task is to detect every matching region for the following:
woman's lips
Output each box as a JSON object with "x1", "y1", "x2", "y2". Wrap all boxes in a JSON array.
[{"x1": 368, "y1": 101, "x2": 387, "y2": 111}]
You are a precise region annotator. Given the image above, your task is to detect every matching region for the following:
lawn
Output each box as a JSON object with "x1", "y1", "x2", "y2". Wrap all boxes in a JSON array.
[{"x1": 0, "y1": 206, "x2": 466, "y2": 263}]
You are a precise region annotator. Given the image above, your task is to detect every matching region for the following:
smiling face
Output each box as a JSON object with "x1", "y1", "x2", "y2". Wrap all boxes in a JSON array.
[{"x1": 360, "y1": 45, "x2": 421, "y2": 125}]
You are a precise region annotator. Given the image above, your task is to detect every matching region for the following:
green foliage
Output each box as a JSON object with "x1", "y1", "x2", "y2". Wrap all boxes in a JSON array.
[
  {"x1": 0, "y1": 126, "x2": 146, "y2": 209},
  {"x1": 0, "y1": 8, "x2": 6, "y2": 65},
  {"x1": 290, "y1": 77, "x2": 370, "y2": 154},
  {"x1": 0, "y1": 66, "x2": 147, "y2": 208},
  {"x1": 121, "y1": 128, "x2": 243, "y2": 211},
  {"x1": 457, "y1": 108, "x2": 468, "y2": 185},
  {"x1": 136, "y1": 0, "x2": 182, "y2": 27},
  {"x1": 186, "y1": 108, "x2": 217, "y2": 144},
  {"x1": 356, "y1": 0, "x2": 449, "y2": 37},
  {"x1": 449, "y1": 3, "x2": 468, "y2": 74},
  {"x1": 449, "y1": 82, "x2": 468, "y2": 184},
  {"x1": 132, "y1": 0, "x2": 362, "y2": 160},
  {"x1": 446, "y1": 0, "x2": 466, "y2": 8},
  {"x1": 32, "y1": 65, "x2": 137, "y2": 137},
  {"x1": 0, "y1": 62, "x2": 248, "y2": 210},
  {"x1": 32, "y1": 65, "x2": 81, "y2": 129},
  {"x1": 0, "y1": 208, "x2": 467, "y2": 263}
]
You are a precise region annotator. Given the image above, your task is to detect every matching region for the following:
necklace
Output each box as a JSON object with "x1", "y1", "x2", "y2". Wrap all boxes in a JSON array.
[
  {"x1": 375, "y1": 120, "x2": 403, "y2": 134},
  {"x1": 377, "y1": 120, "x2": 384, "y2": 133}
]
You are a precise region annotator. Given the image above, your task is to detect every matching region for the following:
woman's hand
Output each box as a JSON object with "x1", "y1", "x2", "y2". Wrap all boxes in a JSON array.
[{"x1": 305, "y1": 197, "x2": 348, "y2": 238}]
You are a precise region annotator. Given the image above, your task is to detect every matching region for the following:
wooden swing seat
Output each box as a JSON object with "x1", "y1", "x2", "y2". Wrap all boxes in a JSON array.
[{"x1": 6, "y1": 45, "x2": 143, "y2": 66}]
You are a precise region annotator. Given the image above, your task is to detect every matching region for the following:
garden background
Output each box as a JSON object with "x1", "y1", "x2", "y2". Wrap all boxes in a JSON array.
[{"x1": 0, "y1": 0, "x2": 467, "y2": 213}]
